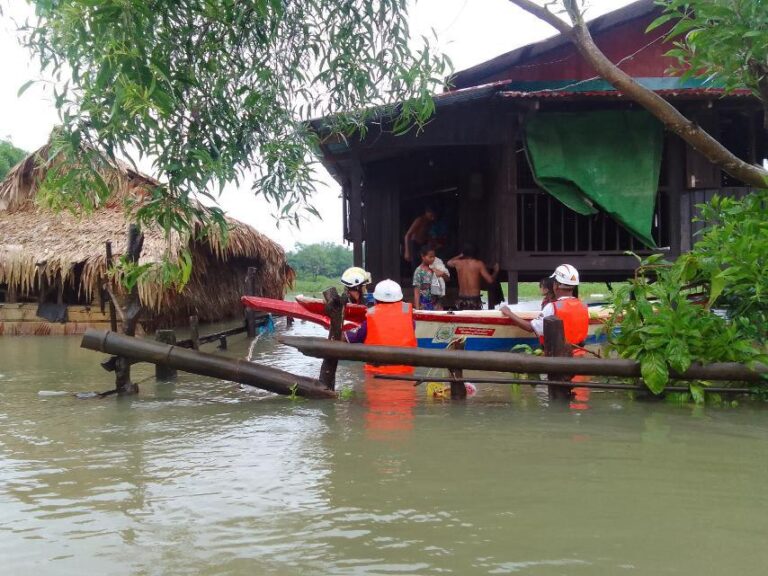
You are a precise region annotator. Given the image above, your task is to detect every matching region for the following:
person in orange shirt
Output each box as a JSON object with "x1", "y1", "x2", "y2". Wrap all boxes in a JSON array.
[{"x1": 343, "y1": 279, "x2": 417, "y2": 374}]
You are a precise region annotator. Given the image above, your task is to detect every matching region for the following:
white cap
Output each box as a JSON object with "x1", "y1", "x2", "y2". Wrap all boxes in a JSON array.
[
  {"x1": 372, "y1": 279, "x2": 403, "y2": 303},
  {"x1": 550, "y1": 264, "x2": 580, "y2": 286}
]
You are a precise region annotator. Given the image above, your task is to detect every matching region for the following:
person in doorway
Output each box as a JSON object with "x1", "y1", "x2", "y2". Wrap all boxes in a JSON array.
[
  {"x1": 340, "y1": 266, "x2": 374, "y2": 307},
  {"x1": 343, "y1": 279, "x2": 417, "y2": 374},
  {"x1": 403, "y1": 206, "x2": 437, "y2": 265},
  {"x1": 500, "y1": 264, "x2": 589, "y2": 352},
  {"x1": 539, "y1": 276, "x2": 557, "y2": 309},
  {"x1": 446, "y1": 243, "x2": 499, "y2": 310}
]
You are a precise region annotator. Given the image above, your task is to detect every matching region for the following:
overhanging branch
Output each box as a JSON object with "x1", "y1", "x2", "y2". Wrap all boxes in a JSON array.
[{"x1": 506, "y1": 0, "x2": 768, "y2": 188}]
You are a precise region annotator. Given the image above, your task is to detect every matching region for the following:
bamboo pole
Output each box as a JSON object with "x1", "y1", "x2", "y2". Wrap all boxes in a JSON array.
[
  {"x1": 81, "y1": 329, "x2": 337, "y2": 399},
  {"x1": 278, "y1": 336, "x2": 768, "y2": 383}
]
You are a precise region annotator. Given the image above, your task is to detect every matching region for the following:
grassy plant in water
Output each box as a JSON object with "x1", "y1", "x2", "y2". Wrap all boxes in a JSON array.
[{"x1": 287, "y1": 383, "x2": 304, "y2": 403}]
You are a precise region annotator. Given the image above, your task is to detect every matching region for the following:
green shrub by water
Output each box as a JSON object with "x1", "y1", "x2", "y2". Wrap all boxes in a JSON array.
[{"x1": 608, "y1": 190, "x2": 768, "y2": 400}]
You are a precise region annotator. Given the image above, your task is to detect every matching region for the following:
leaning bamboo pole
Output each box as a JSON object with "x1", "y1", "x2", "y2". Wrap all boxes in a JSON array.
[
  {"x1": 81, "y1": 329, "x2": 337, "y2": 399},
  {"x1": 279, "y1": 336, "x2": 768, "y2": 383}
]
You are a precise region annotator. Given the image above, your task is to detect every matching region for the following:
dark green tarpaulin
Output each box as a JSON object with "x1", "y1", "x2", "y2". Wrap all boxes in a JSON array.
[{"x1": 524, "y1": 110, "x2": 663, "y2": 247}]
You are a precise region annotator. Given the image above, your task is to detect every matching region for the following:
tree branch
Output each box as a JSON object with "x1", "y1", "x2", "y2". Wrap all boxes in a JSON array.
[
  {"x1": 507, "y1": 0, "x2": 572, "y2": 36},
  {"x1": 507, "y1": 0, "x2": 768, "y2": 189}
]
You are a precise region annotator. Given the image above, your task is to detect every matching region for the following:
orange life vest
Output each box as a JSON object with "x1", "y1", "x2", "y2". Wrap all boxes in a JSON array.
[
  {"x1": 553, "y1": 297, "x2": 589, "y2": 345},
  {"x1": 364, "y1": 301, "x2": 417, "y2": 374},
  {"x1": 537, "y1": 297, "x2": 589, "y2": 348}
]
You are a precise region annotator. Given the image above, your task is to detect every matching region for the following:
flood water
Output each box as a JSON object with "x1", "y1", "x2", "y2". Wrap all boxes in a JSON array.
[{"x1": 2, "y1": 320, "x2": 768, "y2": 575}]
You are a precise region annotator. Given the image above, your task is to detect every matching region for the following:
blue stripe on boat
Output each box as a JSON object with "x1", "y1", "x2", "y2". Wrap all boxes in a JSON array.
[{"x1": 417, "y1": 333, "x2": 607, "y2": 352}]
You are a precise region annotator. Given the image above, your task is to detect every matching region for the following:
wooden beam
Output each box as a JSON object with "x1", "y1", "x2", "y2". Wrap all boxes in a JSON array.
[
  {"x1": 81, "y1": 329, "x2": 337, "y2": 399},
  {"x1": 667, "y1": 135, "x2": 685, "y2": 258},
  {"x1": 349, "y1": 160, "x2": 364, "y2": 267},
  {"x1": 279, "y1": 336, "x2": 768, "y2": 382}
]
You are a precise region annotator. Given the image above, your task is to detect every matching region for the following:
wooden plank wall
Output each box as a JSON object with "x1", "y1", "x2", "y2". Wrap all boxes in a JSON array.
[{"x1": 363, "y1": 164, "x2": 401, "y2": 283}]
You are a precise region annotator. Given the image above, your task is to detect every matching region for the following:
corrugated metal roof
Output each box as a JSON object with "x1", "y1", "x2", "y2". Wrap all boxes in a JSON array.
[
  {"x1": 451, "y1": 0, "x2": 657, "y2": 89},
  {"x1": 499, "y1": 88, "x2": 754, "y2": 100}
]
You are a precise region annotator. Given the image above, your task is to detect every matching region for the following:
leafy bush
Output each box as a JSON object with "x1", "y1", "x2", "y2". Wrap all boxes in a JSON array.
[
  {"x1": 693, "y1": 192, "x2": 768, "y2": 341},
  {"x1": 0, "y1": 139, "x2": 26, "y2": 180},
  {"x1": 609, "y1": 191, "x2": 768, "y2": 398}
]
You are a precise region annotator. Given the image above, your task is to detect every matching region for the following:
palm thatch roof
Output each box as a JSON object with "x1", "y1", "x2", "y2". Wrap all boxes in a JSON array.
[{"x1": 0, "y1": 144, "x2": 292, "y2": 326}]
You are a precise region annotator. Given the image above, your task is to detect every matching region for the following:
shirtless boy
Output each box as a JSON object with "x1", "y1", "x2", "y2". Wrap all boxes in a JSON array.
[{"x1": 447, "y1": 243, "x2": 499, "y2": 310}]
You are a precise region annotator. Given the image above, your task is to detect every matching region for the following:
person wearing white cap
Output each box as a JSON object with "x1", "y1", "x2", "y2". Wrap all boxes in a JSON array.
[
  {"x1": 344, "y1": 279, "x2": 417, "y2": 374},
  {"x1": 499, "y1": 264, "x2": 589, "y2": 350}
]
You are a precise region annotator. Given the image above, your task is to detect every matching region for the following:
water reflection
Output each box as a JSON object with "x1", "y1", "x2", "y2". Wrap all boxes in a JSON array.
[
  {"x1": 2, "y1": 326, "x2": 768, "y2": 575},
  {"x1": 363, "y1": 375, "x2": 416, "y2": 442}
]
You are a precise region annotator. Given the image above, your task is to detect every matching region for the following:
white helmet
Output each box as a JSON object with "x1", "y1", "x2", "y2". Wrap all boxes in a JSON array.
[
  {"x1": 372, "y1": 279, "x2": 403, "y2": 303},
  {"x1": 550, "y1": 264, "x2": 580, "y2": 286},
  {"x1": 341, "y1": 266, "x2": 371, "y2": 288}
]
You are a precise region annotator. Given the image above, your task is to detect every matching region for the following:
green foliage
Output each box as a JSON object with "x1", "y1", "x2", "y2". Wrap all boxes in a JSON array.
[
  {"x1": 112, "y1": 247, "x2": 194, "y2": 293},
  {"x1": 693, "y1": 192, "x2": 768, "y2": 341},
  {"x1": 609, "y1": 254, "x2": 743, "y2": 394},
  {"x1": 609, "y1": 202, "x2": 768, "y2": 397},
  {"x1": 20, "y1": 0, "x2": 449, "y2": 223},
  {"x1": 287, "y1": 242, "x2": 352, "y2": 281},
  {"x1": 18, "y1": 0, "x2": 449, "y2": 288},
  {"x1": 651, "y1": 1, "x2": 768, "y2": 106},
  {"x1": 0, "y1": 139, "x2": 26, "y2": 180},
  {"x1": 287, "y1": 383, "x2": 306, "y2": 402}
]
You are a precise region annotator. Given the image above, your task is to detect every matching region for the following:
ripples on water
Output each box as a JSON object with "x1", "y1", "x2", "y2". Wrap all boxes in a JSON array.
[{"x1": 2, "y1": 319, "x2": 768, "y2": 575}]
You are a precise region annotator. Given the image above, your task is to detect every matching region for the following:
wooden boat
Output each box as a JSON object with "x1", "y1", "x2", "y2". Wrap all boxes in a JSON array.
[{"x1": 242, "y1": 295, "x2": 610, "y2": 352}]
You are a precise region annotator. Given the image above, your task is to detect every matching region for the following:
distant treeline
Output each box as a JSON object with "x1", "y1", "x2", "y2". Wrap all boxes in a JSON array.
[
  {"x1": 287, "y1": 242, "x2": 352, "y2": 280},
  {"x1": 0, "y1": 140, "x2": 26, "y2": 180}
]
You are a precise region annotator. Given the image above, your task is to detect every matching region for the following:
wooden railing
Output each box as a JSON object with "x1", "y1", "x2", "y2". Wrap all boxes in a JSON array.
[{"x1": 516, "y1": 188, "x2": 668, "y2": 254}]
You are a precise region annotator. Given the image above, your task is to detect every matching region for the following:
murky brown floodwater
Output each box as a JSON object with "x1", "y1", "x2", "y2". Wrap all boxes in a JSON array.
[{"x1": 2, "y1": 319, "x2": 768, "y2": 575}]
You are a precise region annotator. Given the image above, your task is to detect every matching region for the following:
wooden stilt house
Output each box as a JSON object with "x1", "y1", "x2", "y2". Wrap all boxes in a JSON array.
[{"x1": 313, "y1": 0, "x2": 765, "y2": 303}]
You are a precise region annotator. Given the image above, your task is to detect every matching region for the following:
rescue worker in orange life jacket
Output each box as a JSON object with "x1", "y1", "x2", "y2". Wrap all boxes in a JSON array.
[
  {"x1": 343, "y1": 279, "x2": 417, "y2": 374},
  {"x1": 499, "y1": 264, "x2": 589, "y2": 352}
]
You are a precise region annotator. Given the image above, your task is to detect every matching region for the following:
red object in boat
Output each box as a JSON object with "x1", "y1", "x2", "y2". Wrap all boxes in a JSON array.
[
  {"x1": 240, "y1": 296, "x2": 360, "y2": 331},
  {"x1": 295, "y1": 296, "x2": 369, "y2": 324}
]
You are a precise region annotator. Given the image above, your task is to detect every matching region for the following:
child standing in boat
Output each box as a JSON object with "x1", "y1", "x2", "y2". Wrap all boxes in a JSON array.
[{"x1": 413, "y1": 246, "x2": 446, "y2": 311}]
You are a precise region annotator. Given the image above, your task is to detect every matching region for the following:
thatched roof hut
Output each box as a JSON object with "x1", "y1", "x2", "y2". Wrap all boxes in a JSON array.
[{"x1": 0, "y1": 145, "x2": 293, "y2": 334}]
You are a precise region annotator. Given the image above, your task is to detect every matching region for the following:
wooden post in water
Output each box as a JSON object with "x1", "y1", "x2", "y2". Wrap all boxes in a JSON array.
[
  {"x1": 542, "y1": 316, "x2": 573, "y2": 400},
  {"x1": 189, "y1": 315, "x2": 200, "y2": 351},
  {"x1": 107, "y1": 226, "x2": 144, "y2": 395},
  {"x1": 449, "y1": 339, "x2": 467, "y2": 399},
  {"x1": 318, "y1": 287, "x2": 346, "y2": 391},
  {"x1": 245, "y1": 266, "x2": 259, "y2": 338},
  {"x1": 105, "y1": 241, "x2": 118, "y2": 332},
  {"x1": 7, "y1": 283, "x2": 17, "y2": 303},
  {"x1": 155, "y1": 330, "x2": 178, "y2": 380}
]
